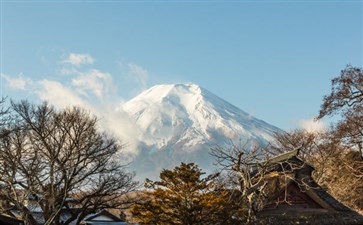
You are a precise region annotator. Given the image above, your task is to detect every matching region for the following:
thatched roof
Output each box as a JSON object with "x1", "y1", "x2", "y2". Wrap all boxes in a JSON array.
[
  {"x1": 264, "y1": 148, "x2": 300, "y2": 166},
  {"x1": 256, "y1": 149, "x2": 363, "y2": 225}
]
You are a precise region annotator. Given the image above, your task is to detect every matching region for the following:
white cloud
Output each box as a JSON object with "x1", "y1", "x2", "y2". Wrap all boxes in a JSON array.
[
  {"x1": 127, "y1": 63, "x2": 149, "y2": 89},
  {"x1": 63, "y1": 53, "x2": 94, "y2": 65},
  {"x1": 1, "y1": 73, "x2": 32, "y2": 90},
  {"x1": 71, "y1": 69, "x2": 114, "y2": 98},
  {"x1": 4, "y1": 55, "x2": 149, "y2": 156},
  {"x1": 37, "y1": 80, "x2": 92, "y2": 109},
  {"x1": 60, "y1": 67, "x2": 83, "y2": 76},
  {"x1": 37, "y1": 79, "x2": 140, "y2": 155},
  {"x1": 299, "y1": 118, "x2": 326, "y2": 133},
  {"x1": 100, "y1": 106, "x2": 141, "y2": 156}
]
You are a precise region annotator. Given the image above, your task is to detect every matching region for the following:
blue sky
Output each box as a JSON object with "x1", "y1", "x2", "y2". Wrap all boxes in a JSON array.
[{"x1": 1, "y1": 0, "x2": 362, "y2": 131}]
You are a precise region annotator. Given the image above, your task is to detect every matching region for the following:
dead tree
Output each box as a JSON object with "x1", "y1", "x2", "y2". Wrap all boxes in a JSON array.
[{"x1": 211, "y1": 144, "x2": 308, "y2": 224}]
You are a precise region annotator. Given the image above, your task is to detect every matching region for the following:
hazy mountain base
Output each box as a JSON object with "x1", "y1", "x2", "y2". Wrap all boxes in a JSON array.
[
  {"x1": 130, "y1": 143, "x2": 218, "y2": 181},
  {"x1": 129, "y1": 137, "x2": 268, "y2": 182}
]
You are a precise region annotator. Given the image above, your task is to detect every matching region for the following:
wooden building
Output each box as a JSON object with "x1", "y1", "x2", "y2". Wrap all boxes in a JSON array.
[{"x1": 255, "y1": 149, "x2": 363, "y2": 225}]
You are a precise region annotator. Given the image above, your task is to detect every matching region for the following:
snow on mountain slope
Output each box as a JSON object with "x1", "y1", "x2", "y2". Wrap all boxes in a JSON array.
[{"x1": 119, "y1": 83, "x2": 283, "y2": 180}]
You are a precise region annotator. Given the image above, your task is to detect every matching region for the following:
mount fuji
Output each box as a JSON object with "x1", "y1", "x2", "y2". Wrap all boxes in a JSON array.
[{"x1": 118, "y1": 83, "x2": 282, "y2": 180}]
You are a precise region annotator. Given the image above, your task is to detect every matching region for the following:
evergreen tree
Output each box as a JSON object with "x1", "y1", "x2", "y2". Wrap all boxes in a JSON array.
[{"x1": 131, "y1": 163, "x2": 239, "y2": 225}]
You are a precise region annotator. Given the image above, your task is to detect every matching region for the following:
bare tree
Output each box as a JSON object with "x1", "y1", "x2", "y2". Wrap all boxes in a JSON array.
[
  {"x1": 211, "y1": 144, "x2": 306, "y2": 224},
  {"x1": 316, "y1": 65, "x2": 363, "y2": 210},
  {"x1": 317, "y1": 65, "x2": 363, "y2": 158},
  {"x1": 0, "y1": 101, "x2": 138, "y2": 225}
]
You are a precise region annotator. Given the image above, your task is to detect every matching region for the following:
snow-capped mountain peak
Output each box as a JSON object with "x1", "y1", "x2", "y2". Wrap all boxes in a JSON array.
[
  {"x1": 119, "y1": 83, "x2": 282, "y2": 179},
  {"x1": 122, "y1": 83, "x2": 280, "y2": 150}
]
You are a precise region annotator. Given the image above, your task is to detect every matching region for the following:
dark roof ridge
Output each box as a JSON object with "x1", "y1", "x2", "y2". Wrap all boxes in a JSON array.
[{"x1": 83, "y1": 210, "x2": 124, "y2": 222}]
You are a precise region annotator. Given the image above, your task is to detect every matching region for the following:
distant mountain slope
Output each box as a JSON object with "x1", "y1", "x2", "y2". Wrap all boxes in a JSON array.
[{"x1": 119, "y1": 83, "x2": 282, "y2": 180}]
